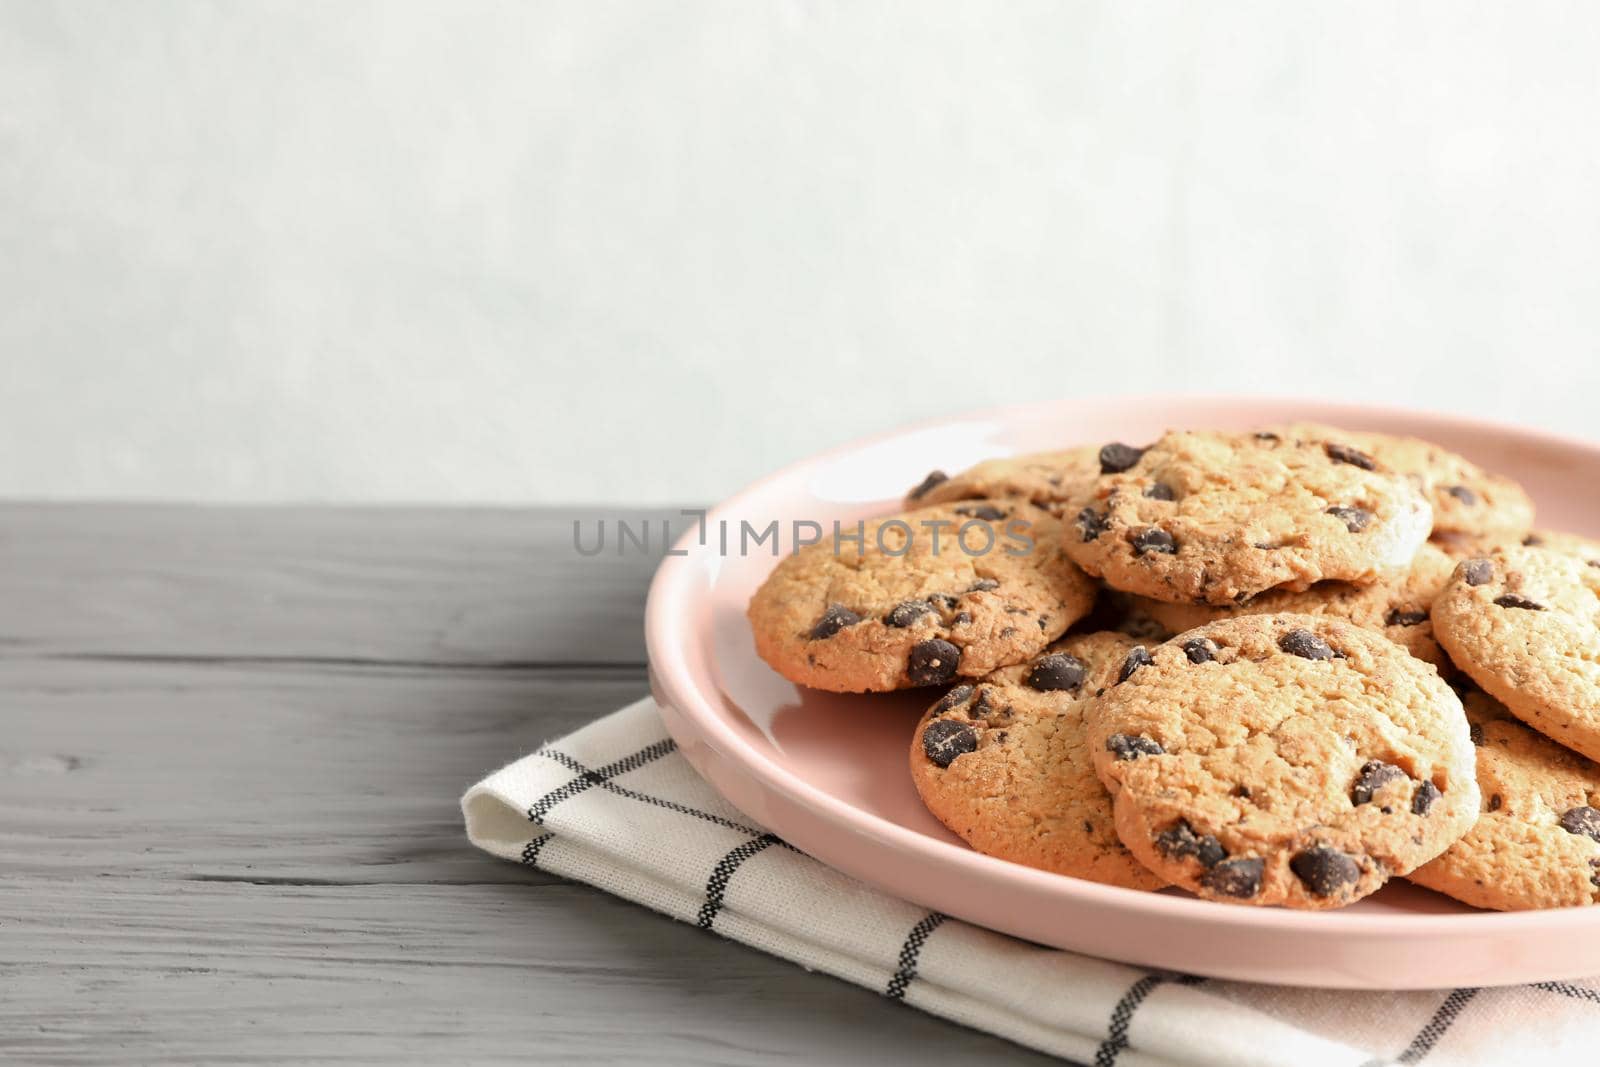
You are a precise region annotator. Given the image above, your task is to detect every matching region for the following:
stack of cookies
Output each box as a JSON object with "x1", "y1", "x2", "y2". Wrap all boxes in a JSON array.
[{"x1": 747, "y1": 424, "x2": 1600, "y2": 911}]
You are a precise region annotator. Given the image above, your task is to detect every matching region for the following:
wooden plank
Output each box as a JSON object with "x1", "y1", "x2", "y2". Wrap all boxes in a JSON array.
[
  {"x1": 2, "y1": 878, "x2": 1053, "y2": 1066},
  {"x1": 1, "y1": 659, "x2": 644, "y2": 884},
  {"x1": 0, "y1": 503, "x2": 682, "y2": 666}
]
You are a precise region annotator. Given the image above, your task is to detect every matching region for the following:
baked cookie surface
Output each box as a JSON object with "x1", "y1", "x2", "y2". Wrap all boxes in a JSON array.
[
  {"x1": 1085, "y1": 614, "x2": 1479, "y2": 908},
  {"x1": 1518, "y1": 529, "x2": 1600, "y2": 565},
  {"x1": 1433, "y1": 544, "x2": 1600, "y2": 762},
  {"x1": 909, "y1": 631, "x2": 1164, "y2": 889},
  {"x1": 1065, "y1": 431, "x2": 1433, "y2": 605},
  {"x1": 1408, "y1": 690, "x2": 1600, "y2": 910},
  {"x1": 907, "y1": 446, "x2": 1101, "y2": 516},
  {"x1": 1132, "y1": 543, "x2": 1456, "y2": 669},
  {"x1": 748, "y1": 501, "x2": 1097, "y2": 692},
  {"x1": 1272, "y1": 423, "x2": 1534, "y2": 540}
]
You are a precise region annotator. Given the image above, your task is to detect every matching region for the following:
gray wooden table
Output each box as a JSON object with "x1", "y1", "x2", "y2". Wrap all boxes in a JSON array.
[{"x1": 3, "y1": 504, "x2": 1051, "y2": 1065}]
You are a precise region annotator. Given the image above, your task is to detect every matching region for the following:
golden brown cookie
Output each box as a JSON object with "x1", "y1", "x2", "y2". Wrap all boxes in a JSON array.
[
  {"x1": 748, "y1": 501, "x2": 1097, "y2": 692},
  {"x1": 906, "y1": 446, "x2": 1101, "y2": 516},
  {"x1": 1065, "y1": 431, "x2": 1433, "y2": 605},
  {"x1": 1518, "y1": 529, "x2": 1600, "y2": 564},
  {"x1": 1429, "y1": 529, "x2": 1524, "y2": 560},
  {"x1": 1408, "y1": 690, "x2": 1600, "y2": 910},
  {"x1": 1130, "y1": 543, "x2": 1456, "y2": 670},
  {"x1": 909, "y1": 631, "x2": 1165, "y2": 889},
  {"x1": 1085, "y1": 614, "x2": 1479, "y2": 909},
  {"x1": 1272, "y1": 423, "x2": 1534, "y2": 540},
  {"x1": 1433, "y1": 544, "x2": 1600, "y2": 762}
]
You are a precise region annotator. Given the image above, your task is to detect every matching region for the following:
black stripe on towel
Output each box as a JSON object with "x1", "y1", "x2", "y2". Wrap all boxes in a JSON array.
[
  {"x1": 1534, "y1": 981, "x2": 1600, "y2": 1007},
  {"x1": 884, "y1": 912, "x2": 948, "y2": 1000},
  {"x1": 537, "y1": 747, "x2": 767, "y2": 835},
  {"x1": 1396, "y1": 988, "x2": 1479, "y2": 1064},
  {"x1": 526, "y1": 738, "x2": 677, "y2": 824},
  {"x1": 520, "y1": 833, "x2": 554, "y2": 868},
  {"x1": 697, "y1": 833, "x2": 783, "y2": 930},
  {"x1": 1094, "y1": 973, "x2": 1205, "y2": 1067}
]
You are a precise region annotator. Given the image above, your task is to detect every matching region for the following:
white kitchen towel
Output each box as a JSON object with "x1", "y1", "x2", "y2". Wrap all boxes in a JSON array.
[{"x1": 462, "y1": 698, "x2": 1598, "y2": 1067}]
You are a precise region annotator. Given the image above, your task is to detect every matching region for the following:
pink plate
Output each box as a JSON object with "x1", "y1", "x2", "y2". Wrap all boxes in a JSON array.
[{"x1": 644, "y1": 395, "x2": 1600, "y2": 988}]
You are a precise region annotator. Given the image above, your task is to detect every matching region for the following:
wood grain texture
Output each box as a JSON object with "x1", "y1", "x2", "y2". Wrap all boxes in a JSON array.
[
  {"x1": 1, "y1": 504, "x2": 1051, "y2": 1065},
  {"x1": 0, "y1": 503, "x2": 672, "y2": 665}
]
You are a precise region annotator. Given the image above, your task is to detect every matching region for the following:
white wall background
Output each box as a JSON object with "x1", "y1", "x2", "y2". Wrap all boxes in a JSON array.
[{"x1": 4, "y1": 2, "x2": 1599, "y2": 505}]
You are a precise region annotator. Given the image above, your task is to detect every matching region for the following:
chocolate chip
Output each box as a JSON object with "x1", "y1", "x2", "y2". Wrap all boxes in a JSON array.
[
  {"x1": 1351, "y1": 760, "x2": 1409, "y2": 805},
  {"x1": 1253, "y1": 431, "x2": 1281, "y2": 443},
  {"x1": 1488, "y1": 794, "x2": 1503, "y2": 812},
  {"x1": 809, "y1": 604, "x2": 861, "y2": 639},
  {"x1": 931, "y1": 685, "x2": 974, "y2": 715},
  {"x1": 954, "y1": 504, "x2": 1007, "y2": 521},
  {"x1": 1324, "y1": 442, "x2": 1377, "y2": 470},
  {"x1": 1201, "y1": 857, "x2": 1264, "y2": 898},
  {"x1": 951, "y1": 611, "x2": 972, "y2": 626},
  {"x1": 1462, "y1": 559, "x2": 1494, "y2": 586},
  {"x1": 1076, "y1": 507, "x2": 1109, "y2": 542},
  {"x1": 1384, "y1": 608, "x2": 1429, "y2": 627},
  {"x1": 1181, "y1": 637, "x2": 1216, "y2": 664},
  {"x1": 1105, "y1": 732, "x2": 1163, "y2": 760},
  {"x1": 967, "y1": 578, "x2": 1000, "y2": 592},
  {"x1": 1290, "y1": 846, "x2": 1361, "y2": 898},
  {"x1": 1279, "y1": 628, "x2": 1336, "y2": 661},
  {"x1": 921, "y1": 719, "x2": 977, "y2": 767},
  {"x1": 1523, "y1": 534, "x2": 1544, "y2": 546},
  {"x1": 1154, "y1": 821, "x2": 1227, "y2": 867},
  {"x1": 1099, "y1": 442, "x2": 1146, "y2": 474},
  {"x1": 969, "y1": 688, "x2": 994, "y2": 719},
  {"x1": 1117, "y1": 646, "x2": 1154, "y2": 683},
  {"x1": 1468, "y1": 722, "x2": 1485, "y2": 746},
  {"x1": 1026, "y1": 653, "x2": 1086, "y2": 693},
  {"x1": 885, "y1": 600, "x2": 933, "y2": 628},
  {"x1": 1131, "y1": 528, "x2": 1177, "y2": 555},
  {"x1": 930, "y1": 593, "x2": 960, "y2": 611},
  {"x1": 1412, "y1": 781, "x2": 1442, "y2": 815},
  {"x1": 1445, "y1": 485, "x2": 1478, "y2": 506},
  {"x1": 1560, "y1": 805, "x2": 1600, "y2": 842},
  {"x1": 1143, "y1": 482, "x2": 1177, "y2": 501},
  {"x1": 908, "y1": 470, "x2": 948, "y2": 500},
  {"x1": 1326, "y1": 505, "x2": 1372, "y2": 533},
  {"x1": 1494, "y1": 594, "x2": 1544, "y2": 611},
  {"x1": 907, "y1": 639, "x2": 961, "y2": 686}
]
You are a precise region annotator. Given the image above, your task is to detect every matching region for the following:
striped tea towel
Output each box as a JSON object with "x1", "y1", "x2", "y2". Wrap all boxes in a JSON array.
[{"x1": 461, "y1": 698, "x2": 1598, "y2": 1067}]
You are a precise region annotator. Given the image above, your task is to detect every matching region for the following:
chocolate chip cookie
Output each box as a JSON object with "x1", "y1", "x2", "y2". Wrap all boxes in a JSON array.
[
  {"x1": 748, "y1": 501, "x2": 1097, "y2": 692},
  {"x1": 1065, "y1": 431, "x2": 1433, "y2": 605},
  {"x1": 1433, "y1": 544, "x2": 1600, "y2": 762},
  {"x1": 906, "y1": 447, "x2": 1101, "y2": 516},
  {"x1": 1272, "y1": 423, "x2": 1534, "y2": 540},
  {"x1": 1409, "y1": 689, "x2": 1600, "y2": 909},
  {"x1": 909, "y1": 631, "x2": 1165, "y2": 889},
  {"x1": 1086, "y1": 614, "x2": 1479, "y2": 908},
  {"x1": 1517, "y1": 530, "x2": 1600, "y2": 566},
  {"x1": 1131, "y1": 543, "x2": 1456, "y2": 670}
]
